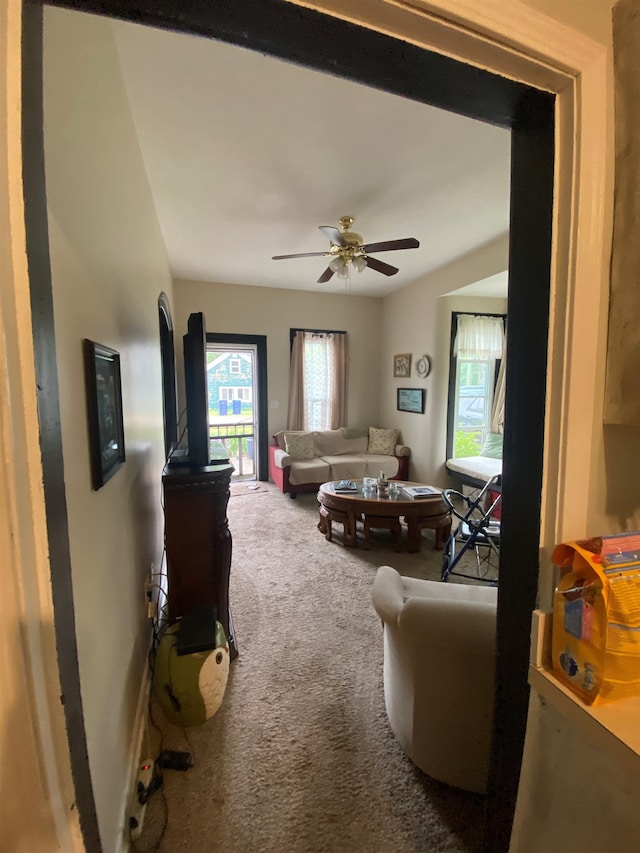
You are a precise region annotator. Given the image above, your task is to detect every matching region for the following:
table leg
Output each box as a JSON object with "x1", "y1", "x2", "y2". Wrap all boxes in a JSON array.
[
  {"x1": 435, "y1": 518, "x2": 452, "y2": 550},
  {"x1": 406, "y1": 518, "x2": 421, "y2": 553}
]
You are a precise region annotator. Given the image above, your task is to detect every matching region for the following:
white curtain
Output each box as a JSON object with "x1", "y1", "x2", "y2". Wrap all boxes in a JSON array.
[
  {"x1": 454, "y1": 315, "x2": 504, "y2": 360},
  {"x1": 304, "y1": 332, "x2": 335, "y2": 430},
  {"x1": 490, "y1": 332, "x2": 507, "y2": 434},
  {"x1": 287, "y1": 331, "x2": 348, "y2": 431}
]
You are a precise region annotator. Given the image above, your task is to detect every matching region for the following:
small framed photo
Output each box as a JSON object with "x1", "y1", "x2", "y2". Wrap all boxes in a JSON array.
[
  {"x1": 393, "y1": 353, "x2": 412, "y2": 378},
  {"x1": 397, "y1": 387, "x2": 426, "y2": 414},
  {"x1": 83, "y1": 339, "x2": 125, "y2": 490}
]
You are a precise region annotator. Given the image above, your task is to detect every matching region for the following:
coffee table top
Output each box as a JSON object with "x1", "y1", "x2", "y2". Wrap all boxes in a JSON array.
[{"x1": 318, "y1": 480, "x2": 443, "y2": 507}]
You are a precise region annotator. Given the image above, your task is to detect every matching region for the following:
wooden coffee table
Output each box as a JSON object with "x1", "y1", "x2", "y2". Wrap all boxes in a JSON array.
[{"x1": 317, "y1": 480, "x2": 451, "y2": 552}]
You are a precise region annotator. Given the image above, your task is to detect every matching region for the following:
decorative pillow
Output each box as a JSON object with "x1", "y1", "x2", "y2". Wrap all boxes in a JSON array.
[
  {"x1": 480, "y1": 431, "x2": 503, "y2": 459},
  {"x1": 273, "y1": 430, "x2": 288, "y2": 450},
  {"x1": 284, "y1": 431, "x2": 314, "y2": 460},
  {"x1": 368, "y1": 427, "x2": 399, "y2": 456}
]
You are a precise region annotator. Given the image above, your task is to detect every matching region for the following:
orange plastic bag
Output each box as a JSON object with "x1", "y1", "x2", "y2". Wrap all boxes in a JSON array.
[{"x1": 551, "y1": 536, "x2": 640, "y2": 705}]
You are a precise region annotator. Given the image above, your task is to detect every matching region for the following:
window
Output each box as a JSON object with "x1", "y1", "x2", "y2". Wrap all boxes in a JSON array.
[
  {"x1": 229, "y1": 359, "x2": 241, "y2": 374},
  {"x1": 287, "y1": 329, "x2": 348, "y2": 431},
  {"x1": 219, "y1": 387, "x2": 252, "y2": 403},
  {"x1": 303, "y1": 334, "x2": 336, "y2": 430},
  {"x1": 448, "y1": 313, "x2": 505, "y2": 458}
]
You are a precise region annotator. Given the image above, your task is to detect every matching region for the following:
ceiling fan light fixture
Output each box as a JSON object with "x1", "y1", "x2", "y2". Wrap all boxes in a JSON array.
[{"x1": 272, "y1": 216, "x2": 419, "y2": 285}]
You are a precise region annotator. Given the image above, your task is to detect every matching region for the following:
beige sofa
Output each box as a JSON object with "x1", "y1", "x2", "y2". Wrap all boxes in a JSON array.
[{"x1": 268, "y1": 427, "x2": 410, "y2": 498}]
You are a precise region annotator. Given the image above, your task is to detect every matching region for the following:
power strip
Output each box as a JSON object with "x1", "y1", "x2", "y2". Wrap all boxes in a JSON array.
[{"x1": 128, "y1": 759, "x2": 155, "y2": 840}]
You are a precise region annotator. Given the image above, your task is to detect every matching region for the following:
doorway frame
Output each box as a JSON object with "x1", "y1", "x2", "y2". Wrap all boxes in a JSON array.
[
  {"x1": 206, "y1": 333, "x2": 269, "y2": 482},
  {"x1": 16, "y1": 1, "x2": 610, "y2": 851}
]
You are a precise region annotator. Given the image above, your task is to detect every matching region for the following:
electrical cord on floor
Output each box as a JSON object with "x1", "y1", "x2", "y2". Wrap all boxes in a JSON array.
[
  {"x1": 167, "y1": 644, "x2": 197, "y2": 767},
  {"x1": 129, "y1": 661, "x2": 169, "y2": 852},
  {"x1": 179, "y1": 719, "x2": 196, "y2": 768}
]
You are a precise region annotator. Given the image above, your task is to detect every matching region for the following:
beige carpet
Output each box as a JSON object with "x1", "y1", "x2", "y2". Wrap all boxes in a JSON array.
[{"x1": 139, "y1": 483, "x2": 486, "y2": 852}]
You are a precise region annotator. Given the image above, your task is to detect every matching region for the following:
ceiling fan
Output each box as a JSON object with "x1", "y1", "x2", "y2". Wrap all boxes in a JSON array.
[{"x1": 271, "y1": 215, "x2": 420, "y2": 283}]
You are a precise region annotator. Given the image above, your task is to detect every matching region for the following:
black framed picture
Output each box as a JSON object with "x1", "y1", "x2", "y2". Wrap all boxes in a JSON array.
[
  {"x1": 397, "y1": 387, "x2": 426, "y2": 414},
  {"x1": 83, "y1": 339, "x2": 125, "y2": 489}
]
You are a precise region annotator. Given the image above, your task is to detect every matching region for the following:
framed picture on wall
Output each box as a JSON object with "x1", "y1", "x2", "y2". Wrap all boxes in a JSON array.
[
  {"x1": 397, "y1": 387, "x2": 426, "y2": 414},
  {"x1": 393, "y1": 353, "x2": 412, "y2": 378},
  {"x1": 83, "y1": 339, "x2": 126, "y2": 490}
]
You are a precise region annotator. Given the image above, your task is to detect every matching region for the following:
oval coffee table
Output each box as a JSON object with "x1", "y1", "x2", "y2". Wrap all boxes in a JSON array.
[{"x1": 317, "y1": 480, "x2": 451, "y2": 552}]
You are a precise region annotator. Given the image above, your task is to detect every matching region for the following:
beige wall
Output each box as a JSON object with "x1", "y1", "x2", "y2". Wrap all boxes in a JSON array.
[
  {"x1": 380, "y1": 235, "x2": 508, "y2": 484},
  {"x1": 173, "y1": 279, "x2": 383, "y2": 441},
  {"x1": 43, "y1": 8, "x2": 172, "y2": 851}
]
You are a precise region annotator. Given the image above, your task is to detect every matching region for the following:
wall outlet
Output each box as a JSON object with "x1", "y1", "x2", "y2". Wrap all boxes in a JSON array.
[{"x1": 269, "y1": 400, "x2": 280, "y2": 409}]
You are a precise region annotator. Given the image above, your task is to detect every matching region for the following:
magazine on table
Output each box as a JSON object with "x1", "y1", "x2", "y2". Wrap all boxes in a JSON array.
[
  {"x1": 402, "y1": 485, "x2": 439, "y2": 499},
  {"x1": 334, "y1": 479, "x2": 358, "y2": 492}
]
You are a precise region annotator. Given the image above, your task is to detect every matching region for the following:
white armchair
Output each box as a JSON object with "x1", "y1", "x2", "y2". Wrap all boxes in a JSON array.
[{"x1": 371, "y1": 565, "x2": 498, "y2": 793}]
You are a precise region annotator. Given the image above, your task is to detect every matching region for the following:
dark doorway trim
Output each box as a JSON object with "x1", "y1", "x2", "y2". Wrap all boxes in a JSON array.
[
  {"x1": 207, "y1": 333, "x2": 268, "y2": 482},
  {"x1": 25, "y1": 3, "x2": 555, "y2": 850},
  {"x1": 22, "y1": 2, "x2": 101, "y2": 850},
  {"x1": 484, "y1": 88, "x2": 555, "y2": 852}
]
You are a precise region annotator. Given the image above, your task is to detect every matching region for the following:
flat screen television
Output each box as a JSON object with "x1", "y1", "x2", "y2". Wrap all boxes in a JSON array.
[
  {"x1": 182, "y1": 311, "x2": 210, "y2": 467},
  {"x1": 169, "y1": 311, "x2": 228, "y2": 468}
]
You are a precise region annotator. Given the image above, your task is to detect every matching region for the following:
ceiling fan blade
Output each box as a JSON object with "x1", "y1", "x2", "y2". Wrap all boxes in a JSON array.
[
  {"x1": 319, "y1": 225, "x2": 347, "y2": 246},
  {"x1": 360, "y1": 237, "x2": 420, "y2": 253},
  {"x1": 272, "y1": 252, "x2": 330, "y2": 260},
  {"x1": 317, "y1": 266, "x2": 335, "y2": 283},
  {"x1": 365, "y1": 256, "x2": 399, "y2": 276}
]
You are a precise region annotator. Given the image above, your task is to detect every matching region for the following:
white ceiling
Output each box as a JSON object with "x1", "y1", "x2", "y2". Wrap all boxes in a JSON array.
[{"x1": 112, "y1": 19, "x2": 511, "y2": 298}]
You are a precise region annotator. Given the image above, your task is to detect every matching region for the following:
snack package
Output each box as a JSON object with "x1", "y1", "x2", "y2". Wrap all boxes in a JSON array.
[{"x1": 551, "y1": 535, "x2": 640, "y2": 705}]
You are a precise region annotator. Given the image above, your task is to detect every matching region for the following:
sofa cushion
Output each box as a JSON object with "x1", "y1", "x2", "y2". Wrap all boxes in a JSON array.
[
  {"x1": 284, "y1": 431, "x2": 314, "y2": 460},
  {"x1": 288, "y1": 458, "x2": 331, "y2": 486},
  {"x1": 312, "y1": 429, "x2": 368, "y2": 456},
  {"x1": 364, "y1": 455, "x2": 400, "y2": 479},
  {"x1": 368, "y1": 427, "x2": 400, "y2": 456},
  {"x1": 342, "y1": 426, "x2": 369, "y2": 440},
  {"x1": 320, "y1": 454, "x2": 370, "y2": 481}
]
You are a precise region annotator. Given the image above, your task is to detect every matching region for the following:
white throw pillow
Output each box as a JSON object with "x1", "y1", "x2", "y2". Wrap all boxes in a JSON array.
[
  {"x1": 368, "y1": 427, "x2": 399, "y2": 456},
  {"x1": 284, "y1": 432, "x2": 314, "y2": 460}
]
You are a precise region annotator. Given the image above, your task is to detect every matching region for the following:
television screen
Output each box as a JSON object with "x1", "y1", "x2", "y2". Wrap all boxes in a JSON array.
[{"x1": 182, "y1": 312, "x2": 211, "y2": 468}]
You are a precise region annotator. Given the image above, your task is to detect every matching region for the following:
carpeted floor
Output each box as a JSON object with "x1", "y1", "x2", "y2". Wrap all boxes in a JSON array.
[{"x1": 139, "y1": 482, "x2": 487, "y2": 852}]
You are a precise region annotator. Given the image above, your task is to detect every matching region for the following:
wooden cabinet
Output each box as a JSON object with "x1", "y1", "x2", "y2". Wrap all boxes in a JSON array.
[{"x1": 162, "y1": 462, "x2": 237, "y2": 659}]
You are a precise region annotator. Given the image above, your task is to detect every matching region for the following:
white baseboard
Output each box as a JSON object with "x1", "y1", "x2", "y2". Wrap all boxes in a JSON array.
[{"x1": 118, "y1": 651, "x2": 152, "y2": 853}]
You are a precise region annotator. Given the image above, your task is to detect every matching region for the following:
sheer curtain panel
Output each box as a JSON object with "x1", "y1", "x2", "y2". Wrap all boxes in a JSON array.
[
  {"x1": 287, "y1": 330, "x2": 348, "y2": 431},
  {"x1": 454, "y1": 315, "x2": 504, "y2": 360}
]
